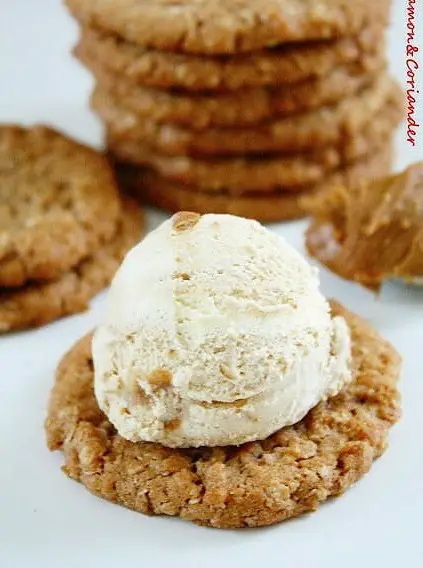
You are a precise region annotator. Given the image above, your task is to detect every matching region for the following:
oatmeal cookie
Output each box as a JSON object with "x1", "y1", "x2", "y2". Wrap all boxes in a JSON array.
[
  {"x1": 45, "y1": 302, "x2": 401, "y2": 528},
  {"x1": 96, "y1": 75, "x2": 401, "y2": 156},
  {"x1": 118, "y1": 144, "x2": 392, "y2": 222},
  {"x1": 0, "y1": 198, "x2": 143, "y2": 333},
  {"x1": 75, "y1": 25, "x2": 385, "y2": 91},
  {"x1": 91, "y1": 58, "x2": 385, "y2": 128},
  {"x1": 66, "y1": 0, "x2": 391, "y2": 54},
  {"x1": 0, "y1": 125, "x2": 120, "y2": 287}
]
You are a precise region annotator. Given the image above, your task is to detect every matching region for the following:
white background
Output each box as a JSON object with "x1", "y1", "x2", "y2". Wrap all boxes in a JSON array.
[{"x1": 0, "y1": 1, "x2": 422, "y2": 567}]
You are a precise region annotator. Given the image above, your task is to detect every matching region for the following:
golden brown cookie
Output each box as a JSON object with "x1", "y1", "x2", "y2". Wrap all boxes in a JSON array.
[
  {"x1": 0, "y1": 198, "x2": 143, "y2": 333},
  {"x1": 66, "y1": 0, "x2": 391, "y2": 54},
  {"x1": 124, "y1": 170, "x2": 305, "y2": 222},
  {"x1": 118, "y1": 144, "x2": 392, "y2": 222},
  {"x1": 108, "y1": 114, "x2": 398, "y2": 193},
  {"x1": 0, "y1": 125, "x2": 121, "y2": 288},
  {"x1": 45, "y1": 302, "x2": 401, "y2": 529},
  {"x1": 76, "y1": 25, "x2": 385, "y2": 91},
  {"x1": 96, "y1": 75, "x2": 401, "y2": 156},
  {"x1": 304, "y1": 162, "x2": 423, "y2": 290},
  {"x1": 91, "y1": 58, "x2": 385, "y2": 128}
]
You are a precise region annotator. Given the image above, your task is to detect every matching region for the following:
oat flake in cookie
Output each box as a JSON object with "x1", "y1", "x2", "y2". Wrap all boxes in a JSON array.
[
  {"x1": 45, "y1": 213, "x2": 401, "y2": 528},
  {"x1": 66, "y1": 0, "x2": 391, "y2": 54},
  {"x1": 0, "y1": 125, "x2": 121, "y2": 287}
]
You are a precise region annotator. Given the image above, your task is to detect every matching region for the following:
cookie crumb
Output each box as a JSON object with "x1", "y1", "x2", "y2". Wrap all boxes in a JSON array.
[
  {"x1": 173, "y1": 272, "x2": 191, "y2": 280},
  {"x1": 130, "y1": 382, "x2": 149, "y2": 406},
  {"x1": 148, "y1": 368, "x2": 172, "y2": 388},
  {"x1": 172, "y1": 212, "x2": 200, "y2": 232},
  {"x1": 164, "y1": 418, "x2": 181, "y2": 431}
]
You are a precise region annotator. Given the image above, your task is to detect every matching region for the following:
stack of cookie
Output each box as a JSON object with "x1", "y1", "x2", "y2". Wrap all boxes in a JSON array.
[
  {"x1": 67, "y1": 0, "x2": 403, "y2": 223},
  {"x1": 0, "y1": 125, "x2": 144, "y2": 333}
]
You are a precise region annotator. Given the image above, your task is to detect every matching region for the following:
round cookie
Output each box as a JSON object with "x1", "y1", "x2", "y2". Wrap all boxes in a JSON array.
[
  {"x1": 76, "y1": 25, "x2": 385, "y2": 91},
  {"x1": 66, "y1": 0, "x2": 391, "y2": 54},
  {"x1": 45, "y1": 302, "x2": 401, "y2": 529},
  {"x1": 125, "y1": 171, "x2": 306, "y2": 222},
  {"x1": 107, "y1": 113, "x2": 398, "y2": 193},
  {"x1": 0, "y1": 125, "x2": 121, "y2": 288},
  {"x1": 96, "y1": 75, "x2": 401, "y2": 156},
  {"x1": 0, "y1": 198, "x2": 143, "y2": 333},
  {"x1": 118, "y1": 144, "x2": 393, "y2": 222},
  {"x1": 92, "y1": 57, "x2": 385, "y2": 129}
]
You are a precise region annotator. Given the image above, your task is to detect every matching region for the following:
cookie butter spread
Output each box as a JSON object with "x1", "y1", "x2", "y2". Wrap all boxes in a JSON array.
[
  {"x1": 93, "y1": 212, "x2": 351, "y2": 448},
  {"x1": 305, "y1": 162, "x2": 423, "y2": 290}
]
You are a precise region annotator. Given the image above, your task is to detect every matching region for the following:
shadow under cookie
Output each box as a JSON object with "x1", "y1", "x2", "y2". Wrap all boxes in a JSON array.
[{"x1": 45, "y1": 302, "x2": 401, "y2": 529}]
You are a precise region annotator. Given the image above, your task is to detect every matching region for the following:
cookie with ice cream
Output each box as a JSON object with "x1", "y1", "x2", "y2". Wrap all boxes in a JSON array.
[{"x1": 46, "y1": 212, "x2": 401, "y2": 528}]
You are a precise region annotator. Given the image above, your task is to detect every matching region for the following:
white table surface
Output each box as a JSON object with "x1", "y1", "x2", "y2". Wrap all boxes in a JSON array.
[{"x1": 0, "y1": 1, "x2": 422, "y2": 567}]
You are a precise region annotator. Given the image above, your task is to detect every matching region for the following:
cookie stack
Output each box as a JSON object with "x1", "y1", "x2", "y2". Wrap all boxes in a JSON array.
[
  {"x1": 0, "y1": 125, "x2": 144, "y2": 333},
  {"x1": 67, "y1": 0, "x2": 403, "y2": 223}
]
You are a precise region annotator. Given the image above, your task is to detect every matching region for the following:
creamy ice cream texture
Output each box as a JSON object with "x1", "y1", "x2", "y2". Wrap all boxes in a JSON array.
[{"x1": 93, "y1": 212, "x2": 352, "y2": 448}]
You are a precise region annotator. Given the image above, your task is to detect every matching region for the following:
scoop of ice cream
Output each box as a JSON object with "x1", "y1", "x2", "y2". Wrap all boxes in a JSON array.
[{"x1": 93, "y1": 212, "x2": 351, "y2": 448}]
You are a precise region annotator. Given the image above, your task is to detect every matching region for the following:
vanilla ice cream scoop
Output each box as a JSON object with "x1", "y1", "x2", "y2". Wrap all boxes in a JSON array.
[{"x1": 93, "y1": 212, "x2": 351, "y2": 448}]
